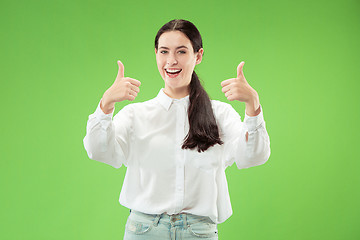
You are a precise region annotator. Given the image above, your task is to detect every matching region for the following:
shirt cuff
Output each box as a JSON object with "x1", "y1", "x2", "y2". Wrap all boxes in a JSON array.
[
  {"x1": 94, "y1": 98, "x2": 114, "y2": 119},
  {"x1": 244, "y1": 105, "x2": 264, "y2": 132},
  {"x1": 90, "y1": 99, "x2": 114, "y2": 131}
]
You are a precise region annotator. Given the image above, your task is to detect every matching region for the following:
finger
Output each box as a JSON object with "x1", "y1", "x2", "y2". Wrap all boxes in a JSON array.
[
  {"x1": 127, "y1": 94, "x2": 135, "y2": 101},
  {"x1": 221, "y1": 84, "x2": 232, "y2": 93},
  {"x1": 227, "y1": 95, "x2": 235, "y2": 101},
  {"x1": 117, "y1": 60, "x2": 125, "y2": 79},
  {"x1": 127, "y1": 78, "x2": 141, "y2": 87},
  {"x1": 237, "y1": 61, "x2": 245, "y2": 78},
  {"x1": 126, "y1": 89, "x2": 137, "y2": 101},
  {"x1": 130, "y1": 85, "x2": 140, "y2": 93},
  {"x1": 128, "y1": 89, "x2": 138, "y2": 98},
  {"x1": 124, "y1": 81, "x2": 139, "y2": 93},
  {"x1": 225, "y1": 90, "x2": 232, "y2": 98},
  {"x1": 221, "y1": 78, "x2": 234, "y2": 87}
]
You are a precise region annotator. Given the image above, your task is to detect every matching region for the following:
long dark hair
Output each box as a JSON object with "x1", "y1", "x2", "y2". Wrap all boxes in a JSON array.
[{"x1": 155, "y1": 19, "x2": 223, "y2": 152}]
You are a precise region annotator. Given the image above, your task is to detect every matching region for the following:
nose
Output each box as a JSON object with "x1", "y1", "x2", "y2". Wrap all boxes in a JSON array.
[{"x1": 166, "y1": 53, "x2": 178, "y2": 66}]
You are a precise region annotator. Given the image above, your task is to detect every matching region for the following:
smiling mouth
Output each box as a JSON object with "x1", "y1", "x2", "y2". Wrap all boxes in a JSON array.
[
  {"x1": 165, "y1": 69, "x2": 182, "y2": 78},
  {"x1": 165, "y1": 69, "x2": 182, "y2": 74}
]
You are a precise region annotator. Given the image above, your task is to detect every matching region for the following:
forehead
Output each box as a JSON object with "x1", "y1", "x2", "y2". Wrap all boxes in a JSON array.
[{"x1": 158, "y1": 31, "x2": 192, "y2": 49}]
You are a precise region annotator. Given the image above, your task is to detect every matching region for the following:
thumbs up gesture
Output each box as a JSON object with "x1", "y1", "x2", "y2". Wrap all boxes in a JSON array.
[
  {"x1": 100, "y1": 60, "x2": 141, "y2": 114},
  {"x1": 221, "y1": 61, "x2": 260, "y2": 116}
]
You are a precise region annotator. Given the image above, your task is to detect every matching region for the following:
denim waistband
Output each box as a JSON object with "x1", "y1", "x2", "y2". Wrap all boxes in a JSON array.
[{"x1": 129, "y1": 210, "x2": 214, "y2": 227}]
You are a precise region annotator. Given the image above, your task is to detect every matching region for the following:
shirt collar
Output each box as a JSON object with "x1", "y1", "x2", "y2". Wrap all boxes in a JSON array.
[{"x1": 156, "y1": 88, "x2": 190, "y2": 111}]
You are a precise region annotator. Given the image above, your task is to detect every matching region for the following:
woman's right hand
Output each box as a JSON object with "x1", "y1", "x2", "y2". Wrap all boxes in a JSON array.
[{"x1": 100, "y1": 60, "x2": 141, "y2": 114}]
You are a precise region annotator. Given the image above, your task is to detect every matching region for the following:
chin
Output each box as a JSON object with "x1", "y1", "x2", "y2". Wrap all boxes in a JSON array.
[{"x1": 166, "y1": 82, "x2": 190, "y2": 92}]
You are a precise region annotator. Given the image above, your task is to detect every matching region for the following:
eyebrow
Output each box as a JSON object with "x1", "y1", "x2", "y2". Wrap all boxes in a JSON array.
[{"x1": 159, "y1": 45, "x2": 188, "y2": 50}]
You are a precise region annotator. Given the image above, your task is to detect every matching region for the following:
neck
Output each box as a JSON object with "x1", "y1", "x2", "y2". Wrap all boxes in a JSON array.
[{"x1": 164, "y1": 86, "x2": 189, "y2": 99}]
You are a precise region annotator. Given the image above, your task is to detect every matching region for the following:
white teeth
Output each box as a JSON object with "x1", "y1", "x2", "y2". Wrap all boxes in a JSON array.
[{"x1": 166, "y1": 69, "x2": 182, "y2": 73}]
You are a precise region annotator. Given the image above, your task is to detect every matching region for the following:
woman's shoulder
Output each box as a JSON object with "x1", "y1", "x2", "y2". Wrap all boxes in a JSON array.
[
  {"x1": 210, "y1": 99, "x2": 241, "y2": 120},
  {"x1": 210, "y1": 99, "x2": 234, "y2": 112}
]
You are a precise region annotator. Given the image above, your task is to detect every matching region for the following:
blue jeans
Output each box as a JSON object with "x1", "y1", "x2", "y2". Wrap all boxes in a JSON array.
[{"x1": 124, "y1": 210, "x2": 218, "y2": 240}]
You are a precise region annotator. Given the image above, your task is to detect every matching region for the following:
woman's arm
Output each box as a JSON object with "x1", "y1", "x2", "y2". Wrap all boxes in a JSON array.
[
  {"x1": 237, "y1": 106, "x2": 270, "y2": 169},
  {"x1": 83, "y1": 101, "x2": 131, "y2": 168},
  {"x1": 220, "y1": 61, "x2": 270, "y2": 169},
  {"x1": 220, "y1": 103, "x2": 270, "y2": 169},
  {"x1": 83, "y1": 60, "x2": 140, "y2": 168}
]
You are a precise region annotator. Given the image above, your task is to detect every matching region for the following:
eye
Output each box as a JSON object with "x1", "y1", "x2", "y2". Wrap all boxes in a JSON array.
[
  {"x1": 178, "y1": 50, "x2": 186, "y2": 54},
  {"x1": 160, "y1": 50, "x2": 168, "y2": 54}
]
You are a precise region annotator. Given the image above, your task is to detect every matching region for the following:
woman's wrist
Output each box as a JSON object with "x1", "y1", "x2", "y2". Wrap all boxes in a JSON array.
[
  {"x1": 245, "y1": 92, "x2": 260, "y2": 116},
  {"x1": 100, "y1": 95, "x2": 115, "y2": 114}
]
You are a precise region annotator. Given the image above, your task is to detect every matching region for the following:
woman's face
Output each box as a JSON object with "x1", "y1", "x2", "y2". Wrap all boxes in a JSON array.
[{"x1": 155, "y1": 30, "x2": 203, "y2": 98}]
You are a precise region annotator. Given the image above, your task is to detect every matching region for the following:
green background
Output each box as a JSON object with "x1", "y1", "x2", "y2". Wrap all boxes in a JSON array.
[{"x1": 1, "y1": 0, "x2": 359, "y2": 239}]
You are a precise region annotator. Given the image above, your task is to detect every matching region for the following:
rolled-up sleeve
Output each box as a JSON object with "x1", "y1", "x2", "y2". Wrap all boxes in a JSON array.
[
  {"x1": 83, "y1": 99, "x2": 132, "y2": 168},
  {"x1": 219, "y1": 102, "x2": 270, "y2": 169}
]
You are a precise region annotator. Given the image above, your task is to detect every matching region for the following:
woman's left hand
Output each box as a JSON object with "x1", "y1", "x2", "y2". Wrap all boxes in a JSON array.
[{"x1": 221, "y1": 62, "x2": 261, "y2": 116}]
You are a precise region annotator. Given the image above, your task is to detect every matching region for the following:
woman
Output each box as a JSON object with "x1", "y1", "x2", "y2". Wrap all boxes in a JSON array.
[{"x1": 83, "y1": 19, "x2": 270, "y2": 240}]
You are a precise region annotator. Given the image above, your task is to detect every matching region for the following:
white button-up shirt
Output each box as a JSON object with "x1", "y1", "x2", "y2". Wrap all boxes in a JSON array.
[{"x1": 83, "y1": 89, "x2": 270, "y2": 224}]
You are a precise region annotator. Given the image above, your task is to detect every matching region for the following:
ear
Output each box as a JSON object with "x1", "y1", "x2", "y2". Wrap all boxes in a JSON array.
[
  {"x1": 155, "y1": 48, "x2": 157, "y2": 54},
  {"x1": 195, "y1": 48, "x2": 204, "y2": 65}
]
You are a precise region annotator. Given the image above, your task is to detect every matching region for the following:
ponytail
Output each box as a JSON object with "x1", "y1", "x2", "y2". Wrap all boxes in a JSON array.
[{"x1": 182, "y1": 71, "x2": 223, "y2": 152}]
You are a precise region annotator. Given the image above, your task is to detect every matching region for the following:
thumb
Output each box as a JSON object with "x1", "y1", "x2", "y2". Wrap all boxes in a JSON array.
[
  {"x1": 117, "y1": 60, "x2": 125, "y2": 78},
  {"x1": 237, "y1": 61, "x2": 245, "y2": 78}
]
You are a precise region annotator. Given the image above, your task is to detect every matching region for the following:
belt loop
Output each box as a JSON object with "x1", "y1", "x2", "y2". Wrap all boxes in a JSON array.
[
  {"x1": 183, "y1": 213, "x2": 188, "y2": 228},
  {"x1": 153, "y1": 214, "x2": 161, "y2": 227}
]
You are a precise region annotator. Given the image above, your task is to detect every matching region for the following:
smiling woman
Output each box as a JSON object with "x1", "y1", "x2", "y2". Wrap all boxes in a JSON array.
[
  {"x1": 154, "y1": 21, "x2": 222, "y2": 153},
  {"x1": 155, "y1": 35, "x2": 201, "y2": 97},
  {"x1": 156, "y1": 35, "x2": 198, "y2": 97},
  {"x1": 83, "y1": 19, "x2": 271, "y2": 240}
]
